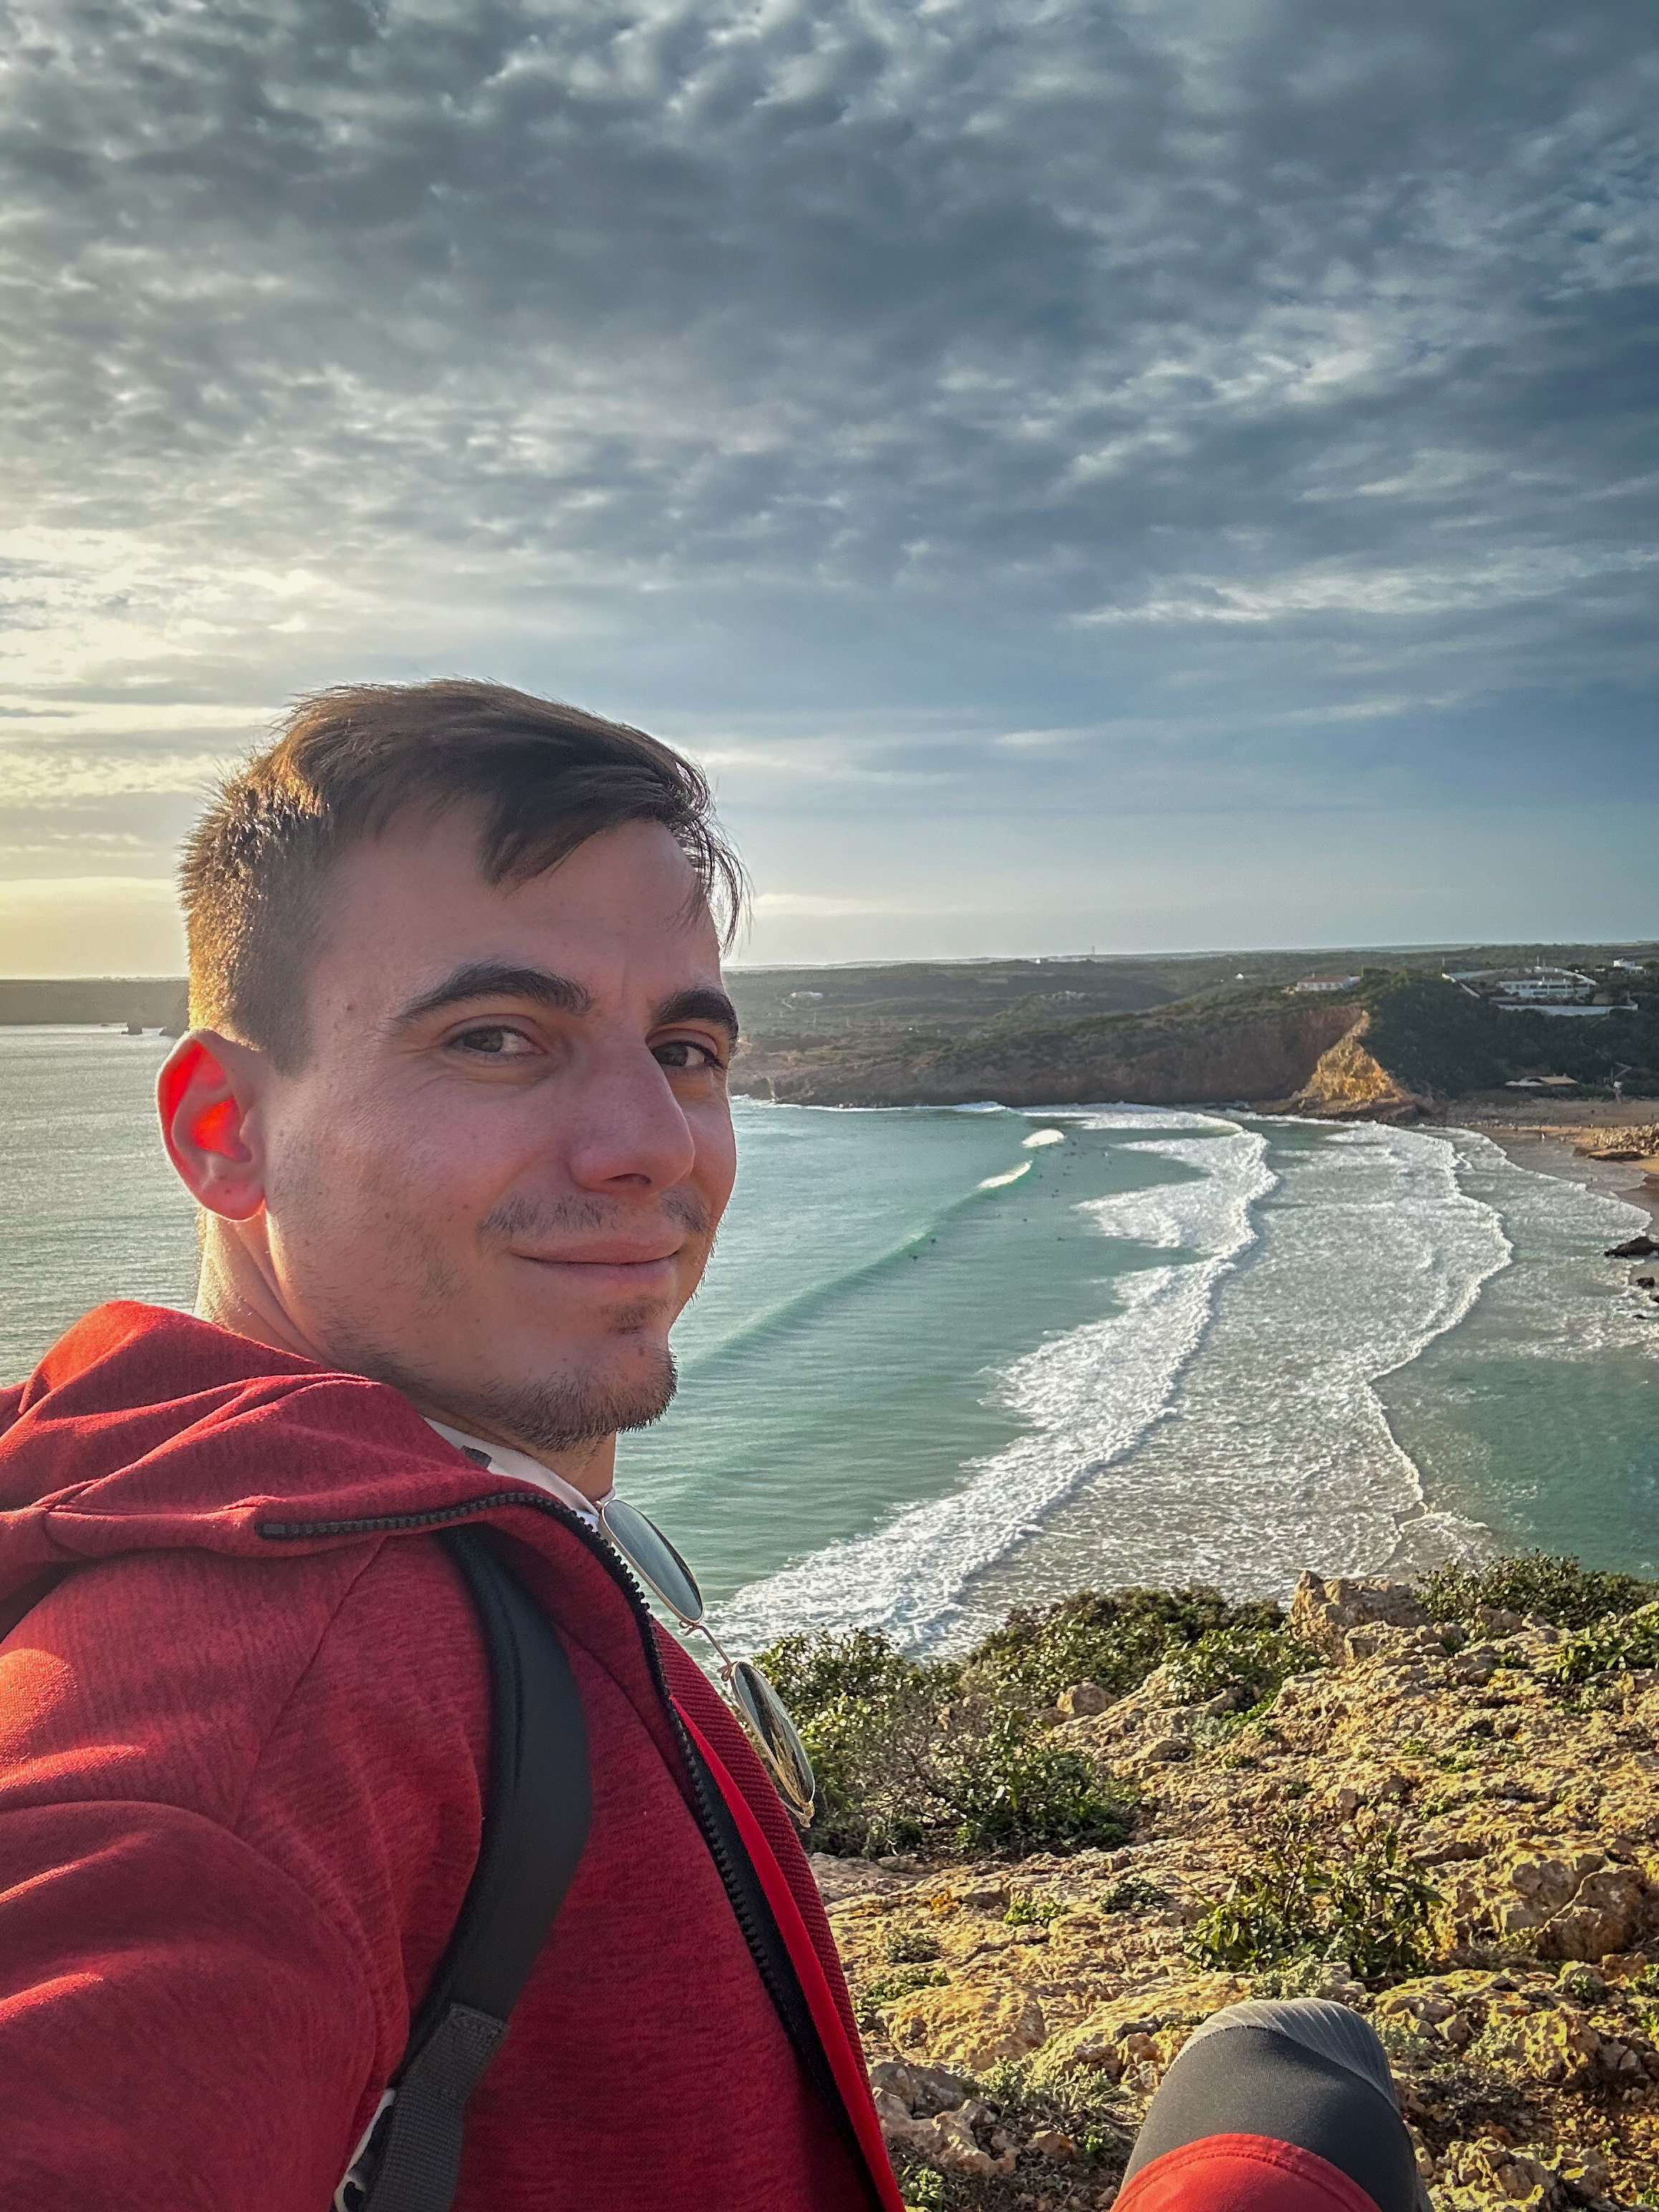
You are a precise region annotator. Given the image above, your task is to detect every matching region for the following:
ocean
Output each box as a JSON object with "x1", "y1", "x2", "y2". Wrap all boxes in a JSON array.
[{"x1": 2, "y1": 1026, "x2": 1654, "y2": 1653}]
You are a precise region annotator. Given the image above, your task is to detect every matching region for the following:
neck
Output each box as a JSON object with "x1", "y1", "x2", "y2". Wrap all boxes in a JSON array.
[
  {"x1": 195, "y1": 1216, "x2": 318, "y2": 1363},
  {"x1": 195, "y1": 1217, "x2": 620, "y2": 1504},
  {"x1": 424, "y1": 1413, "x2": 618, "y2": 1502}
]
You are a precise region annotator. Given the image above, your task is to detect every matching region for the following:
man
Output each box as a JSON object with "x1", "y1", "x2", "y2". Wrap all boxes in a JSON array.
[{"x1": 0, "y1": 681, "x2": 902, "y2": 2211}]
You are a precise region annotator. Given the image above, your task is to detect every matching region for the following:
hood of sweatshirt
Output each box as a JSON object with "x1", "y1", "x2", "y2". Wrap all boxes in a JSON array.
[
  {"x1": 1, "y1": 1298, "x2": 905, "y2": 2212},
  {"x1": 0, "y1": 1300, "x2": 545, "y2": 1599}
]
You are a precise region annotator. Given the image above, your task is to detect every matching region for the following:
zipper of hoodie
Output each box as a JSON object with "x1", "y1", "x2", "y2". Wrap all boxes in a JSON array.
[{"x1": 258, "y1": 1491, "x2": 883, "y2": 2208}]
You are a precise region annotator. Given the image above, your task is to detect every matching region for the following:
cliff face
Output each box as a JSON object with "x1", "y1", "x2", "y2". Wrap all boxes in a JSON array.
[
  {"x1": 731, "y1": 1000, "x2": 1361, "y2": 1109},
  {"x1": 1292, "y1": 1008, "x2": 1435, "y2": 1122}
]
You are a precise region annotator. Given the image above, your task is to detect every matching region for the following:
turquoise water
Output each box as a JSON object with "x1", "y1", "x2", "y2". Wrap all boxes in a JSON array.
[{"x1": 1, "y1": 1027, "x2": 1653, "y2": 1649}]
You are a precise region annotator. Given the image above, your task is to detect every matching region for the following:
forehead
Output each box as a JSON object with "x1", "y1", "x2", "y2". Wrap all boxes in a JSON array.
[{"x1": 308, "y1": 813, "x2": 723, "y2": 1020}]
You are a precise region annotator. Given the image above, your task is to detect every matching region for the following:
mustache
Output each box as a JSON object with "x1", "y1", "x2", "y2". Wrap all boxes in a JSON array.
[{"x1": 476, "y1": 1190, "x2": 714, "y2": 1244}]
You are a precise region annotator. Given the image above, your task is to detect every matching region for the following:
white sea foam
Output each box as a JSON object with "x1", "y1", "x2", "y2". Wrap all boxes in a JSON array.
[
  {"x1": 958, "y1": 1121, "x2": 1514, "y2": 1629},
  {"x1": 715, "y1": 1112, "x2": 1274, "y2": 1654},
  {"x1": 978, "y1": 1160, "x2": 1034, "y2": 1189},
  {"x1": 1441, "y1": 1129, "x2": 1654, "y2": 1357},
  {"x1": 1023, "y1": 1128, "x2": 1065, "y2": 1149}
]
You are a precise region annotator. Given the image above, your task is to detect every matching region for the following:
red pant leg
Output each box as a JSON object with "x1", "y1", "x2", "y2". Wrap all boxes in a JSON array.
[{"x1": 1117, "y1": 2132, "x2": 1384, "y2": 2212}]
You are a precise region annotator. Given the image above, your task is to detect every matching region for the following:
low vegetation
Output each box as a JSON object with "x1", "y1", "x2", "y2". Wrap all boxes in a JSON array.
[
  {"x1": 1558, "y1": 1602, "x2": 1659, "y2": 1686},
  {"x1": 966, "y1": 1587, "x2": 1282, "y2": 1710},
  {"x1": 818, "y1": 1552, "x2": 1659, "y2": 2211},
  {"x1": 1186, "y1": 1812, "x2": 1442, "y2": 1983},
  {"x1": 1419, "y1": 1549, "x2": 1657, "y2": 1630},
  {"x1": 756, "y1": 1585, "x2": 1297, "y2": 1860}
]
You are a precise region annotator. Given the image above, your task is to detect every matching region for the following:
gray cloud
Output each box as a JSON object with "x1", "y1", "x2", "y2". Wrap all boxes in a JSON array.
[{"x1": 1, "y1": 0, "x2": 1654, "y2": 955}]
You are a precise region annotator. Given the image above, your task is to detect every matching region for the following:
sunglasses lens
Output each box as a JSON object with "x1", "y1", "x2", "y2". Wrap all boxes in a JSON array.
[
  {"x1": 601, "y1": 1497, "x2": 704, "y2": 1625},
  {"x1": 731, "y1": 1660, "x2": 816, "y2": 1821}
]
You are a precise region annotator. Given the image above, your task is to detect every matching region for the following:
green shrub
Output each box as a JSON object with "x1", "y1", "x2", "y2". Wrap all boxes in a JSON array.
[
  {"x1": 895, "y1": 2166, "x2": 947, "y2": 2210},
  {"x1": 1418, "y1": 1552, "x2": 1655, "y2": 1630},
  {"x1": 1557, "y1": 1602, "x2": 1659, "y2": 1684},
  {"x1": 921, "y1": 1703, "x2": 1134, "y2": 1857},
  {"x1": 751, "y1": 1630, "x2": 1134, "y2": 1859},
  {"x1": 976, "y1": 2056, "x2": 1128, "y2": 2171},
  {"x1": 1164, "y1": 1622, "x2": 1311, "y2": 1710},
  {"x1": 1099, "y1": 1872, "x2": 1165, "y2": 1913},
  {"x1": 861, "y1": 1963, "x2": 951, "y2": 2009},
  {"x1": 1188, "y1": 1816, "x2": 1441, "y2": 1983},
  {"x1": 1003, "y1": 1889, "x2": 1062, "y2": 1927},
  {"x1": 756, "y1": 1626, "x2": 944, "y2": 1716},
  {"x1": 882, "y1": 1926, "x2": 943, "y2": 1963},
  {"x1": 784, "y1": 1680, "x2": 936, "y2": 1857},
  {"x1": 965, "y1": 1586, "x2": 1282, "y2": 1710}
]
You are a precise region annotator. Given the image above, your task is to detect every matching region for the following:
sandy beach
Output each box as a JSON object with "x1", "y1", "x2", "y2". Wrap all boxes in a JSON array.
[{"x1": 1454, "y1": 1094, "x2": 1659, "y2": 1232}]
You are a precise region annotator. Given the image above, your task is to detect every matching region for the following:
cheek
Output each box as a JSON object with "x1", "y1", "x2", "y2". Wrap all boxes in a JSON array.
[
  {"x1": 693, "y1": 1105, "x2": 739, "y2": 1219},
  {"x1": 271, "y1": 1086, "x2": 499, "y2": 1241}
]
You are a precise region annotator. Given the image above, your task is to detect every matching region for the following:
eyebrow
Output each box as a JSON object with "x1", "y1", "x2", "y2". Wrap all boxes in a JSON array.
[
  {"x1": 390, "y1": 962, "x2": 593, "y2": 1028},
  {"x1": 388, "y1": 962, "x2": 739, "y2": 1044}
]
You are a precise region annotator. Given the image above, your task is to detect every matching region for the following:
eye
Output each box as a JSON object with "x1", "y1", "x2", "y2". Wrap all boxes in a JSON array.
[
  {"x1": 653, "y1": 1037, "x2": 726, "y2": 1072},
  {"x1": 449, "y1": 1024, "x2": 537, "y2": 1059}
]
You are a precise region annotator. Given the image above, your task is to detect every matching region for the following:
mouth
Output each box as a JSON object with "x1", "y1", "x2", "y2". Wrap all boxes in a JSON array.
[{"x1": 510, "y1": 1246, "x2": 683, "y2": 1292}]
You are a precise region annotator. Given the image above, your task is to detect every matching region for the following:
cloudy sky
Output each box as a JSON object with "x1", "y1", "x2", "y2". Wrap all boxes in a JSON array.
[{"x1": 2, "y1": 0, "x2": 1655, "y2": 972}]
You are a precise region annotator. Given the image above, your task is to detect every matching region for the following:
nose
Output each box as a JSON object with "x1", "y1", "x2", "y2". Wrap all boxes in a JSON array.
[{"x1": 562, "y1": 1035, "x2": 697, "y2": 1194}]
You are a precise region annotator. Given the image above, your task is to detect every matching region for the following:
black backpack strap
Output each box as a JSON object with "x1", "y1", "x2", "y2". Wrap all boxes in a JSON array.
[{"x1": 337, "y1": 1526, "x2": 592, "y2": 2212}]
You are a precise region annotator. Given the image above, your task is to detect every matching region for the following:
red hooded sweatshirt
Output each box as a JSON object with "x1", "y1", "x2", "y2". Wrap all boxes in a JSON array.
[{"x1": 0, "y1": 1302, "x2": 904, "y2": 2212}]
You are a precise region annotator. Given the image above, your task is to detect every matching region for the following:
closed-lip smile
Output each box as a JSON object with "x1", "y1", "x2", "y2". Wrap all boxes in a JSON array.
[{"x1": 512, "y1": 1242, "x2": 683, "y2": 1268}]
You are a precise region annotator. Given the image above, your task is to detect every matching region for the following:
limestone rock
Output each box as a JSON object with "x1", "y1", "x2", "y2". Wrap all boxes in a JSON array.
[
  {"x1": 810, "y1": 1852, "x2": 906, "y2": 1904},
  {"x1": 1058, "y1": 1680, "x2": 1112, "y2": 1718},
  {"x1": 1036, "y1": 1976, "x2": 1248, "y2": 2082},
  {"x1": 1291, "y1": 1013, "x2": 1431, "y2": 1122},
  {"x1": 1145, "y1": 1734, "x2": 1193, "y2": 1764},
  {"x1": 1289, "y1": 1571, "x2": 1430, "y2": 1661},
  {"x1": 886, "y1": 1981, "x2": 1048, "y2": 2072},
  {"x1": 1537, "y1": 1864, "x2": 1659, "y2": 1961},
  {"x1": 881, "y1": 2104, "x2": 1016, "y2": 2178},
  {"x1": 1478, "y1": 2004, "x2": 1602, "y2": 2087},
  {"x1": 1469, "y1": 1842, "x2": 1659, "y2": 1958},
  {"x1": 1435, "y1": 2138, "x2": 1562, "y2": 2208},
  {"x1": 867, "y1": 2059, "x2": 973, "y2": 2118}
]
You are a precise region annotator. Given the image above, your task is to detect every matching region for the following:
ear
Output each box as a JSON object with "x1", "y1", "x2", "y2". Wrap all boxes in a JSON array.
[{"x1": 158, "y1": 1032, "x2": 269, "y2": 1222}]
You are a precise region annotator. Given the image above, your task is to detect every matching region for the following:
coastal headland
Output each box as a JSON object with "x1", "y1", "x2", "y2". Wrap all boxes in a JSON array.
[
  {"x1": 716, "y1": 948, "x2": 1659, "y2": 1133},
  {"x1": 9, "y1": 945, "x2": 1655, "y2": 1134}
]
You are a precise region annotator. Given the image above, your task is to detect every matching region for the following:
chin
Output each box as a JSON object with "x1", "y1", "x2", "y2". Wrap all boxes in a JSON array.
[{"x1": 462, "y1": 1335, "x2": 679, "y2": 1454}]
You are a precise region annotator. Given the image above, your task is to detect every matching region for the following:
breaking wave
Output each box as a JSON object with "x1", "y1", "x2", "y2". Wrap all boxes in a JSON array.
[{"x1": 714, "y1": 1110, "x2": 1275, "y2": 1653}]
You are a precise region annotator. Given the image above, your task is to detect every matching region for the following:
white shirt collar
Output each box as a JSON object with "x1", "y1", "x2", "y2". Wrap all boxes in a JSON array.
[{"x1": 424, "y1": 1418, "x2": 612, "y2": 1530}]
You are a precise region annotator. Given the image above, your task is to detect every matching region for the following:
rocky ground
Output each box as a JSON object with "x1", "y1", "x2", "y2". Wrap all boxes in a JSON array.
[{"x1": 817, "y1": 1574, "x2": 1659, "y2": 2212}]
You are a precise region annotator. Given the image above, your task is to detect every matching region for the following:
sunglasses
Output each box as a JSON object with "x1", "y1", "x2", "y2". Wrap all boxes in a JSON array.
[{"x1": 596, "y1": 1494, "x2": 817, "y2": 1826}]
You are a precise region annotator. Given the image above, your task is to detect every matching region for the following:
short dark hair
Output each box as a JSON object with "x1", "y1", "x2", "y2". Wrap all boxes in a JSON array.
[{"x1": 181, "y1": 678, "x2": 744, "y2": 1067}]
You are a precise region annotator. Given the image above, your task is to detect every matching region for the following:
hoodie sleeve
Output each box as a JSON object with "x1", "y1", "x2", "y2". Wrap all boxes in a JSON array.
[{"x1": 0, "y1": 1538, "x2": 489, "y2": 2212}]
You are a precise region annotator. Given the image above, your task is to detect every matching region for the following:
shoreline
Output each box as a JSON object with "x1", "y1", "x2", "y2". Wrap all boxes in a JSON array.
[{"x1": 1451, "y1": 1102, "x2": 1659, "y2": 1233}]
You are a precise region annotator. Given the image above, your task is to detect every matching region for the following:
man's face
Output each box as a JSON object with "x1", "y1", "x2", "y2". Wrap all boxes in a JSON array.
[{"x1": 249, "y1": 814, "x2": 738, "y2": 1456}]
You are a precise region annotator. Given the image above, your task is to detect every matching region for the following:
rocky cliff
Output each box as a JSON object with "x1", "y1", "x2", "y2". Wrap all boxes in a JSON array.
[
  {"x1": 820, "y1": 1574, "x2": 1659, "y2": 2212},
  {"x1": 731, "y1": 999, "x2": 1361, "y2": 1110},
  {"x1": 1291, "y1": 1009, "x2": 1435, "y2": 1122}
]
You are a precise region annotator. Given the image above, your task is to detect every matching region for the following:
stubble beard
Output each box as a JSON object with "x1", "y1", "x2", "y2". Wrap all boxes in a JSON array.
[
  {"x1": 448, "y1": 1335, "x2": 680, "y2": 1456},
  {"x1": 278, "y1": 1170, "x2": 703, "y2": 1455},
  {"x1": 319, "y1": 1321, "x2": 680, "y2": 1454}
]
